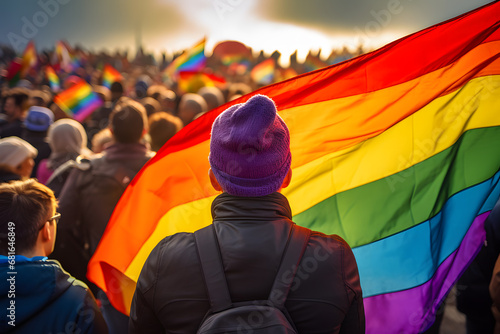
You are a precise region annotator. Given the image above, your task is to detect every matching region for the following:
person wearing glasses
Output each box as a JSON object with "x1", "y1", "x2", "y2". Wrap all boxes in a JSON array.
[{"x1": 0, "y1": 179, "x2": 107, "y2": 333}]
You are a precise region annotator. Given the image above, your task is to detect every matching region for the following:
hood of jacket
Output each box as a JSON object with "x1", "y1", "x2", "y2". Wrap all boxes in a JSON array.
[{"x1": 0, "y1": 257, "x2": 83, "y2": 330}]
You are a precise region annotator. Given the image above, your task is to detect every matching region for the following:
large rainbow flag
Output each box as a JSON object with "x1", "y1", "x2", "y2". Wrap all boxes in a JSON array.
[{"x1": 88, "y1": 2, "x2": 500, "y2": 333}]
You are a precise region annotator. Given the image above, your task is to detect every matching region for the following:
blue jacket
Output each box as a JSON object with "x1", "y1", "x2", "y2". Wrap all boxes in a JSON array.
[{"x1": 0, "y1": 256, "x2": 108, "y2": 333}]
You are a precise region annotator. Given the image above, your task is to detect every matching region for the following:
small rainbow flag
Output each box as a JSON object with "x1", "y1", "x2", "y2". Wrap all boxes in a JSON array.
[
  {"x1": 303, "y1": 54, "x2": 329, "y2": 72},
  {"x1": 21, "y1": 41, "x2": 37, "y2": 77},
  {"x1": 178, "y1": 71, "x2": 226, "y2": 93},
  {"x1": 102, "y1": 64, "x2": 123, "y2": 89},
  {"x1": 55, "y1": 40, "x2": 77, "y2": 72},
  {"x1": 278, "y1": 67, "x2": 298, "y2": 81},
  {"x1": 4, "y1": 59, "x2": 23, "y2": 87},
  {"x1": 45, "y1": 66, "x2": 60, "y2": 92},
  {"x1": 164, "y1": 38, "x2": 206, "y2": 78},
  {"x1": 250, "y1": 58, "x2": 275, "y2": 85},
  {"x1": 54, "y1": 81, "x2": 103, "y2": 122},
  {"x1": 221, "y1": 54, "x2": 250, "y2": 66}
]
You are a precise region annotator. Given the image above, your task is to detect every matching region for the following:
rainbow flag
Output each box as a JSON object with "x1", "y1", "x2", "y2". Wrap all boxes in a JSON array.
[
  {"x1": 4, "y1": 59, "x2": 23, "y2": 87},
  {"x1": 88, "y1": 2, "x2": 500, "y2": 333},
  {"x1": 251, "y1": 58, "x2": 275, "y2": 85},
  {"x1": 164, "y1": 38, "x2": 206, "y2": 78},
  {"x1": 55, "y1": 40, "x2": 78, "y2": 72},
  {"x1": 221, "y1": 54, "x2": 250, "y2": 67},
  {"x1": 45, "y1": 66, "x2": 60, "y2": 92},
  {"x1": 20, "y1": 41, "x2": 37, "y2": 77},
  {"x1": 3, "y1": 42, "x2": 37, "y2": 86},
  {"x1": 54, "y1": 81, "x2": 103, "y2": 122},
  {"x1": 303, "y1": 53, "x2": 329, "y2": 72},
  {"x1": 102, "y1": 64, "x2": 123, "y2": 89},
  {"x1": 178, "y1": 71, "x2": 226, "y2": 93}
]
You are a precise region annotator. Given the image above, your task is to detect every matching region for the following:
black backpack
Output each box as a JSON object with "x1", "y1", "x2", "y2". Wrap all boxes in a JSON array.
[{"x1": 194, "y1": 223, "x2": 311, "y2": 334}]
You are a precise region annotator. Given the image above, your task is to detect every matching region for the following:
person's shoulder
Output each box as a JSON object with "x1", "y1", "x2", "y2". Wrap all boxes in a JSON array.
[
  {"x1": 308, "y1": 229, "x2": 353, "y2": 251},
  {"x1": 45, "y1": 260, "x2": 107, "y2": 333},
  {"x1": 137, "y1": 232, "x2": 197, "y2": 289},
  {"x1": 48, "y1": 259, "x2": 91, "y2": 292},
  {"x1": 149, "y1": 232, "x2": 197, "y2": 262}
]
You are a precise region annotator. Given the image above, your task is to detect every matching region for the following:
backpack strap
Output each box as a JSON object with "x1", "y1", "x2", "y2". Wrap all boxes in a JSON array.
[
  {"x1": 194, "y1": 223, "x2": 311, "y2": 313},
  {"x1": 194, "y1": 225, "x2": 233, "y2": 312},
  {"x1": 269, "y1": 224, "x2": 311, "y2": 308}
]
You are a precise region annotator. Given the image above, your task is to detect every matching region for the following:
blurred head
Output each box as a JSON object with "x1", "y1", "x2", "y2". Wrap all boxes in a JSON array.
[
  {"x1": 141, "y1": 97, "x2": 161, "y2": 118},
  {"x1": 110, "y1": 82, "x2": 124, "y2": 102},
  {"x1": 0, "y1": 179, "x2": 58, "y2": 257},
  {"x1": 91, "y1": 128, "x2": 113, "y2": 154},
  {"x1": 148, "y1": 112, "x2": 183, "y2": 152},
  {"x1": 158, "y1": 89, "x2": 177, "y2": 115},
  {"x1": 178, "y1": 93, "x2": 207, "y2": 126},
  {"x1": 109, "y1": 97, "x2": 148, "y2": 144},
  {"x1": 135, "y1": 76, "x2": 151, "y2": 100},
  {"x1": 209, "y1": 94, "x2": 291, "y2": 197},
  {"x1": 94, "y1": 85, "x2": 111, "y2": 103},
  {"x1": 29, "y1": 90, "x2": 50, "y2": 107},
  {"x1": 198, "y1": 87, "x2": 225, "y2": 111},
  {"x1": 0, "y1": 137, "x2": 37, "y2": 178},
  {"x1": 3, "y1": 88, "x2": 29, "y2": 122},
  {"x1": 228, "y1": 83, "x2": 251, "y2": 101},
  {"x1": 48, "y1": 119, "x2": 87, "y2": 156},
  {"x1": 24, "y1": 106, "x2": 54, "y2": 133}
]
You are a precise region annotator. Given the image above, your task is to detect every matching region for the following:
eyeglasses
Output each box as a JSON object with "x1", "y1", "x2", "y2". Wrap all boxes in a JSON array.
[
  {"x1": 39, "y1": 213, "x2": 61, "y2": 230},
  {"x1": 49, "y1": 213, "x2": 61, "y2": 225}
]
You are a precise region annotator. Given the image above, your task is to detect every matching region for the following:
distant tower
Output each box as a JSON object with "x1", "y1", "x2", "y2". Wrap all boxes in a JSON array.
[{"x1": 135, "y1": 2, "x2": 143, "y2": 56}]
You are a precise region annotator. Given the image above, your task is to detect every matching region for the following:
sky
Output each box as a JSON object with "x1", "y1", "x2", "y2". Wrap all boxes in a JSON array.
[{"x1": 0, "y1": 0, "x2": 493, "y2": 64}]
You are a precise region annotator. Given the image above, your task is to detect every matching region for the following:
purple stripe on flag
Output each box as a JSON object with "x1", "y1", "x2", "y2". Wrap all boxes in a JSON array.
[
  {"x1": 363, "y1": 211, "x2": 489, "y2": 334},
  {"x1": 73, "y1": 98, "x2": 102, "y2": 122}
]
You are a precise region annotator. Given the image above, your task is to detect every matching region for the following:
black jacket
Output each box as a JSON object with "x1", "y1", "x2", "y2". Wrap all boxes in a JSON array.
[
  {"x1": 130, "y1": 192, "x2": 365, "y2": 334},
  {"x1": 54, "y1": 143, "x2": 154, "y2": 293},
  {"x1": 22, "y1": 129, "x2": 51, "y2": 178}
]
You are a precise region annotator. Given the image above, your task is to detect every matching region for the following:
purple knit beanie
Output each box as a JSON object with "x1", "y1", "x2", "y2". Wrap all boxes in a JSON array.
[{"x1": 209, "y1": 94, "x2": 291, "y2": 197}]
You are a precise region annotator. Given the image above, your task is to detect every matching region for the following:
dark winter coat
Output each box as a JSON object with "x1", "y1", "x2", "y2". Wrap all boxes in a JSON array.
[{"x1": 130, "y1": 192, "x2": 365, "y2": 334}]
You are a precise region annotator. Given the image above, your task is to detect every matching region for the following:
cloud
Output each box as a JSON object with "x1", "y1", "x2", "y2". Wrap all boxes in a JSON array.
[{"x1": 258, "y1": 0, "x2": 492, "y2": 36}]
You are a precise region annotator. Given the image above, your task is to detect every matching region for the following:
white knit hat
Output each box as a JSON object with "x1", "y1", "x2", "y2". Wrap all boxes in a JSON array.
[{"x1": 0, "y1": 137, "x2": 38, "y2": 169}]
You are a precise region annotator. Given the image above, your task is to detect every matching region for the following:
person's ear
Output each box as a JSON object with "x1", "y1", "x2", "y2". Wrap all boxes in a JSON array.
[
  {"x1": 39, "y1": 222, "x2": 52, "y2": 242},
  {"x1": 280, "y1": 169, "x2": 292, "y2": 189},
  {"x1": 209, "y1": 168, "x2": 223, "y2": 192}
]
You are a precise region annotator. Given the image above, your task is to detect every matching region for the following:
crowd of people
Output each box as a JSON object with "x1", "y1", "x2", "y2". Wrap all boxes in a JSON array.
[{"x1": 0, "y1": 40, "x2": 366, "y2": 333}]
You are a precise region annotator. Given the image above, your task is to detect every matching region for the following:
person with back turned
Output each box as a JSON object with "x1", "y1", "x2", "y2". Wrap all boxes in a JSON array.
[{"x1": 130, "y1": 94, "x2": 365, "y2": 333}]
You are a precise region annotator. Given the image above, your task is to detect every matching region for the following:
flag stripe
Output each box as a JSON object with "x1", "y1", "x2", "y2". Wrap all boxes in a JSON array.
[
  {"x1": 363, "y1": 211, "x2": 489, "y2": 334},
  {"x1": 354, "y1": 169, "x2": 500, "y2": 297},
  {"x1": 294, "y1": 126, "x2": 500, "y2": 248}
]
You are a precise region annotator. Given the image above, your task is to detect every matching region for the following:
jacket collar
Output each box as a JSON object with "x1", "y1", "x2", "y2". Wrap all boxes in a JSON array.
[
  {"x1": 211, "y1": 192, "x2": 292, "y2": 221},
  {"x1": 103, "y1": 142, "x2": 150, "y2": 160}
]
